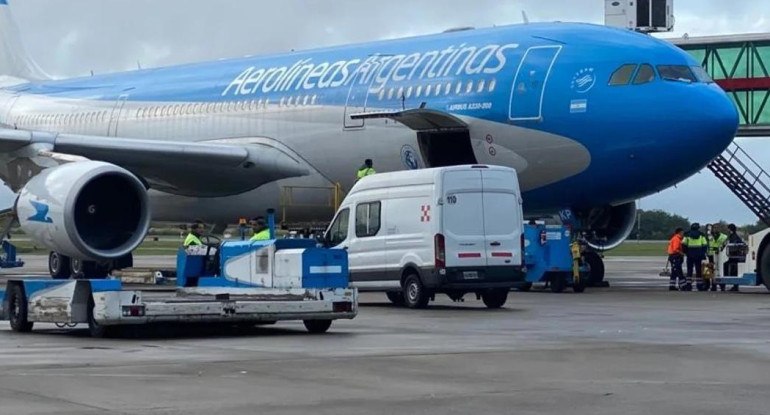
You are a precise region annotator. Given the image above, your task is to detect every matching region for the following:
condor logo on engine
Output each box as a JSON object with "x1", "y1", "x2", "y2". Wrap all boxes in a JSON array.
[{"x1": 27, "y1": 200, "x2": 53, "y2": 223}]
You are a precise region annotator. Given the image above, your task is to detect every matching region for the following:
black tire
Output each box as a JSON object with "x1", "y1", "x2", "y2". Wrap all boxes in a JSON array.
[
  {"x1": 386, "y1": 291, "x2": 405, "y2": 306},
  {"x1": 760, "y1": 243, "x2": 770, "y2": 292},
  {"x1": 550, "y1": 274, "x2": 567, "y2": 293},
  {"x1": 8, "y1": 285, "x2": 33, "y2": 333},
  {"x1": 87, "y1": 296, "x2": 114, "y2": 338},
  {"x1": 573, "y1": 279, "x2": 587, "y2": 293},
  {"x1": 481, "y1": 289, "x2": 508, "y2": 309},
  {"x1": 517, "y1": 282, "x2": 533, "y2": 292},
  {"x1": 584, "y1": 251, "x2": 605, "y2": 285},
  {"x1": 403, "y1": 274, "x2": 429, "y2": 309},
  {"x1": 49, "y1": 252, "x2": 71, "y2": 280},
  {"x1": 303, "y1": 319, "x2": 332, "y2": 334}
]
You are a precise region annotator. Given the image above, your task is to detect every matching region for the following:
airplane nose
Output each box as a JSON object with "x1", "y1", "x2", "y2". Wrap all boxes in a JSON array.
[{"x1": 695, "y1": 85, "x2": 739, "y2": 157}]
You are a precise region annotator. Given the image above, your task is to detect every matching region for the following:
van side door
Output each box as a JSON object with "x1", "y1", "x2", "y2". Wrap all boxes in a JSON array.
[
  {"x1": 481, "y1": 169, "x2": 523, "y2": 266},
  {"x1": 348, "y1": 201, "x2": 387, "y2": 286}
]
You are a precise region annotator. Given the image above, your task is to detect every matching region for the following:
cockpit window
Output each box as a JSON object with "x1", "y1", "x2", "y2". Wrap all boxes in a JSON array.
[
  {"x1": 657, "y1": 65, "x2": 697, "y2": 83},
  {"x1": 690, "y1": 66, "x2": 714, "y2": 83},
  {"x1": 608, "y1": 64, "x2": 637, "y2": 86},
  {"x1": 632, "y1": 64, "x2": 656, "y2": 85}
]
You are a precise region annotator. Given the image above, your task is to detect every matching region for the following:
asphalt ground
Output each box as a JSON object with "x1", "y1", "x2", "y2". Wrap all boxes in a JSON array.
[{"x1": 0, "y1": 256, "x2": 768, "y2": 415}]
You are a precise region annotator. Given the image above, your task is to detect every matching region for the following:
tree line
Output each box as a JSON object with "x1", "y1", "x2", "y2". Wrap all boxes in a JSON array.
[{"x1": 629, "y1": 209, "x2": 767, "y2": 240}]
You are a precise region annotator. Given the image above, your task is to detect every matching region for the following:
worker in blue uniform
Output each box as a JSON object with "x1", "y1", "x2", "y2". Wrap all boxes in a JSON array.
[
  {"x1": 725, "y1": 223, "x2": 744, "y2": 292},
  {"x1": 682, "y1": 223, "x2": 708, "y2": 291}
]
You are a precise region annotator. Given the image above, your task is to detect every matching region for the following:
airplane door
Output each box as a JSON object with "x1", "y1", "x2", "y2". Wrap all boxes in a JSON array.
[
  {"x1": 107, "y1": 94, "x2": 128, "y2": 136},
  {"x1": 508, "y1": 45, "x2": 561, "y2": 121},
  {"x1": 343, "y1": 61, "x2": 378, "y2": 129},
  {"x1": 1, "y1": 94, "x2": 19, "y2": 127}
]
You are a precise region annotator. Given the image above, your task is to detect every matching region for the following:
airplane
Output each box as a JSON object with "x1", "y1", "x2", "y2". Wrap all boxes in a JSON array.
[{"x1": 0, "y1": 1, "x2": 738, "y2": 282}]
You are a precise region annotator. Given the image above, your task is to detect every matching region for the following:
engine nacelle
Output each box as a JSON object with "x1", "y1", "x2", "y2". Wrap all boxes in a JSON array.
[
  {"x1": 577, "y1": 201, "x2": 637, "y2": 251},
  {"x1": 16, "y1": 161, "x2": 150, "y2": 261}
]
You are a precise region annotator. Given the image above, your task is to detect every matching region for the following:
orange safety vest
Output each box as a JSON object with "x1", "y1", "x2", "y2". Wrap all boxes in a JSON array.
[{"x1": 668, "y1": 234, "x2": 683, "y2": 255}]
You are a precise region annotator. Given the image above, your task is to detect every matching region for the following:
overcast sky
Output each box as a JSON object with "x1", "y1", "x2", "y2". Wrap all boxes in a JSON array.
[{"x1": 2, "y1": 0, "x2": 770, "y2": 224}]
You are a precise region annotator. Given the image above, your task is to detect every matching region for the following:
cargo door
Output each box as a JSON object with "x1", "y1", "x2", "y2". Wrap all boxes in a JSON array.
[
  {"x1": 481, "y1": 169, "x2": 522, "y2": 266},
  {"x1": 442, "y1": 169, "x2": 487, "y2": 267}
]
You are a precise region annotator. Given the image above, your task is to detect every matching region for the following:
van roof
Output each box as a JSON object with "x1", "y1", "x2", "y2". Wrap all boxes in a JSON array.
[{"x1": 349, "y1": 164, "x2": 515, "y2": 194}]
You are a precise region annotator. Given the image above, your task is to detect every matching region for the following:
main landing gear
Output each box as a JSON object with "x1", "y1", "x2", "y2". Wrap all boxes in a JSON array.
[{"x1": 48, "y1": 251, "x2": 133, "y2": 280}]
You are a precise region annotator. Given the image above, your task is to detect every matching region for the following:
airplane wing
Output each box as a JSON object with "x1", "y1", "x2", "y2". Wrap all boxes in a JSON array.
[{"x1": 0, "y1": 128, "x2": 309, "y2": 197}]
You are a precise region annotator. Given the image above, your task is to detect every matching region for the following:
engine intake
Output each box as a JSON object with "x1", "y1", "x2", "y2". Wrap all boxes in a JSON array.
[
  {"x1": 16, "y1": 161, "x2": 150, "y2": 261},
  {"x1": 577, "y1": 201, "x2": 637, "y2": 251}
]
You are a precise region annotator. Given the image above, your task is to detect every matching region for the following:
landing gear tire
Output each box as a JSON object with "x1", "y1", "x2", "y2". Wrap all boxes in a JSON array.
[
  {"x1": 49, "y1": 252, "x2": 71, "y2": 280},
  {"x1": 8, "y1": 285, "x2": 33, "y2": 333},
  {"x1": 87, "y1": 295, "x2": 115, "y2": 338},
  {"x1": 481, "y1": 289, "x2": 508, "y2": 309},
  {"x1": 303, "y1": 319, "x2": 332, "y2": 334},
  {"x1": 403, "y1": 274, "x2": 430, "y2": 309},
  {"x1": 386, "y1": 291, "x2": 405, "y2": 306},
  {"x1": 584, "y1": 251, "x2": 605, "y2": 286},
  {"x1": 71, "y1": 259, "x2": 109, "y2": 280}
]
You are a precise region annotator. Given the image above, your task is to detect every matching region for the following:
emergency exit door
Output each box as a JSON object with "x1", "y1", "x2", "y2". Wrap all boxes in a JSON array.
[
  {"x1": 508, "y1": 45, "x2": 561, "y2": 121},
  {"x1": 107, "y1": 94, "x2": 128, "y2": 136},
  {"x1": 344, "y1": 61, "x2": 378, "y2": 129}
]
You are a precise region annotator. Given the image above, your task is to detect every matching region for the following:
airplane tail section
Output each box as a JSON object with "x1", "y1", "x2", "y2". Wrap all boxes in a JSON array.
[{"x1": 0, "y1": 0, "x2": 49, "y2": 81}]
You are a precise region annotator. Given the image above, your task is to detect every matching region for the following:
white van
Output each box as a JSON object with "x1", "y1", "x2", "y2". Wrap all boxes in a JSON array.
[{"x1": 323, "y1": 165, "x2": 525, "y2": 309}]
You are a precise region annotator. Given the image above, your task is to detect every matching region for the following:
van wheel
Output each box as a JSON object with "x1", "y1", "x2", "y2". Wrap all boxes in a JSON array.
[
  {"x1": 386, "y1": 291, "x2": 405, "y2": 306},
  {"x1": 303, "y1": 319, "x2": 332, "y2": 334},
  {"x1": 8, "y1": 285, "x2": 33, "y2": 333},
  {"x1": 403, "y1": 274, "x2": 429, "y2": 309},
  {"x1": 481, "y1": 289, "x2": 508, "y2": 309}
]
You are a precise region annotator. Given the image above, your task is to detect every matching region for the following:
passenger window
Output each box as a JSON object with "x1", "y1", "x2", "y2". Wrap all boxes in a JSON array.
[
  {"x1": 327, "y1": 208, "x2": 350, "y2": 246},
  {"x1": 388, "y1": 88, "x2": 395, "y2": 100},
  {"x1": 355, "y1": 202, "x2": 381, "y2": 238},
  {"x1": 488, "y1": 78, "x2": 497, "y2": 92},
  {"x1": 477, "y1": 80, "x2": 485, "y2": 93},
  {"x1": 415, "y1": 85, "x2": 422, "y2": 98},
  {"x1": 425, "y1": 84, "x2": 432, "y2": 96},
  {"x1": 633, "y1": 64, "x2": 656, "y2": 84},
  {"x1": 608, "y1": 64, "x2": 638, "y2": 86}
]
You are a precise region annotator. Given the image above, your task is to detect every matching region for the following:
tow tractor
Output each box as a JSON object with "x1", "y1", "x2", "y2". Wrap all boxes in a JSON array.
[
  {"x1": 520, "y1": 223, "x2": 590, "y2": 293},
  {"x1": 0, "y1": 212, "x2": 357, "y2": 337}
]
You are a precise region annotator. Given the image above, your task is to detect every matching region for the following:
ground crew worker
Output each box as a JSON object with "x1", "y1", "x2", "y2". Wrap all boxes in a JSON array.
[
  {"x1": 356, "y1": 159, "x2": 376, "y2": 181},
  {"x1": 250, "y1": 217, "x2": 270, "y2": 241},
  {"x1": 707, "y1": 224, "x2": 728, "y2": 291},
  {"x1": 725, "y1": 223, "x2": 743, "y2": 292},
  {"x1": 183, "y1": 221, "x2": 205, "y2": 247},
  {"x1": 682, "y1": 222, "x2": 708, "y2": 291},
  {"x1": 667, "y1": 227, "x2": 685, "y2": 291}
]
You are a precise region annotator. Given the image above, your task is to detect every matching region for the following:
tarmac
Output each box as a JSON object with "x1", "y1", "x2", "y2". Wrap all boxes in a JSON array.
[{"x1": 1, "y1": 256, "x2": 769, "y2": 415}]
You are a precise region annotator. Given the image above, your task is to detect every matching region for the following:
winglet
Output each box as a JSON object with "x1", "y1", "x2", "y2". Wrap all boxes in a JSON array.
[{"x1": 522, "y1": 10, "x2": 530, "y2": 24}]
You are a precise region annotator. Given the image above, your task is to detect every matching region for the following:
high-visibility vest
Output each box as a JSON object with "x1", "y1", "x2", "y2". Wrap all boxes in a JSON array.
[
  {"x1": 184, "y1": 233, "x2": 202, "y2": 247},
  {"x1": 708, "y1": 233, "x2": 728, "y2": 254},
  {"x1": 357, "y1": 167, "x2": 376, "y2": 180},
  {"x1": 683, "y1": 234, "x2": 707, "y2": 256},
  {"x1": 250, "y1": 229, "x2": 270, "y2": 241}
]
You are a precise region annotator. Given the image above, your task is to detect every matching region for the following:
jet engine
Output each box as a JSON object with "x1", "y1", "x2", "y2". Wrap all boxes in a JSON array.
[
  {"x1": 15, "y1": 161, "x2": 150, "y2": 261},
  {"x1": 576, "y1": 201, "x2": 637, "y2": 251}
]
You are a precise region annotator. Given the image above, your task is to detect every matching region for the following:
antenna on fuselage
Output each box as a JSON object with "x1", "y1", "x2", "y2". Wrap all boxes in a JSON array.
[{"x1": 521, "y1": 11, "x2": 530, "y2": 24}]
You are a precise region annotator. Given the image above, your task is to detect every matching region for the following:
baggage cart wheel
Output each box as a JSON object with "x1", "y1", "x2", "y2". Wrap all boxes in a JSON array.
[
  {"x1": 8, "y1": 285, "x2": 33, "y2": 333},
  {"x1": 517, "y1": 282, "x2": 532, "y2": 292},
  {"x1": 481, "y1": 289, "x2": 508, "y2": 309},
  {"x1": 403, "y1": 274, "x2": 430, "y2": 309},
  {"x1": 87, "y1": 296, "x2": 114, "y2": 338},
  {"x1": 386, "y1": 291, "x2": 405, "y2": 306},
  {"x1": 303, "y1": 319, "x2": 332, "y2": 334},
  {"x1": 550, "y1": 274, "x2": 567, "y2": 293}
]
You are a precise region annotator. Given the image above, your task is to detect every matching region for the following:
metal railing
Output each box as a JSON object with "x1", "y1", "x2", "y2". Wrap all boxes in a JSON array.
[{"x1": 280, "y1": 183, "x2": 344, "y2": 225}]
